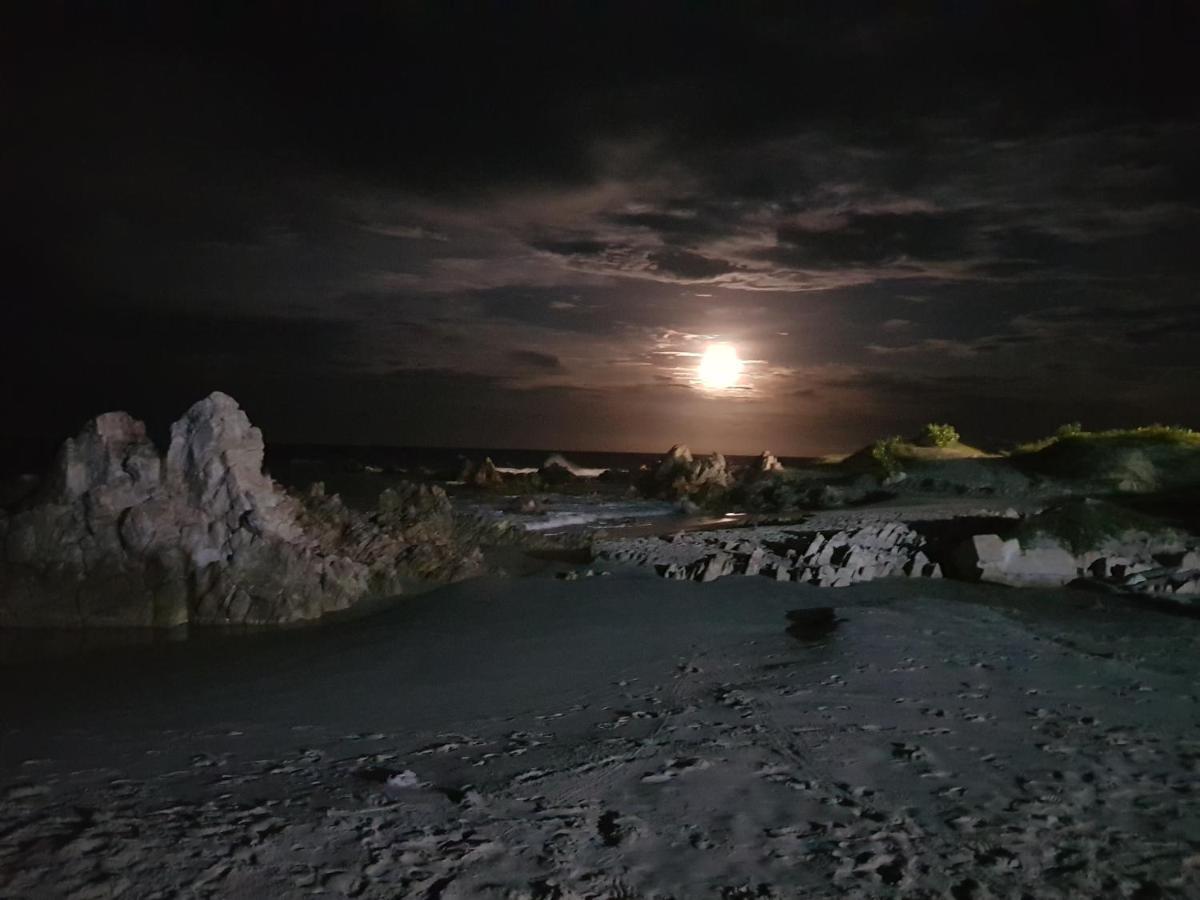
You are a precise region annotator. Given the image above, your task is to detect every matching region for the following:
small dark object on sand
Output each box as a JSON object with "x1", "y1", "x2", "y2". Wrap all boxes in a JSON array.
[{"x1": 785, "y1": 607, "x2": 838, "y2": 641}]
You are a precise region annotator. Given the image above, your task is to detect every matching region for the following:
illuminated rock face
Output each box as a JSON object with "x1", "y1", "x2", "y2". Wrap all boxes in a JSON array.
[
  {"x1": 599, "y1": 521, "x2": 943, "y2": 587},
  {"x1": 0, "y1": 392, "x2": 479, "y2": 628},
  {"x1": 952, "y1": 534, "x2": 1077, "y2": 587},
  {"x1": 950, "y1": 531, "x2": 1200, "y2": 596},
  {"x1": 755, "y1": 451, "x2": 783, "y2": 474},
  {"x1": 643, "y1": 444, "x2": 732, "y2": 500}
]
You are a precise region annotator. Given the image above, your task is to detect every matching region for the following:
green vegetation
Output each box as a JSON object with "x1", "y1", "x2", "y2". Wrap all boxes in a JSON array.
[
  {"x1": 918, "y1": 422, "x2": 960, "y2": 448},
  {"x1": 1014, "y1": 499, "x2": 1181, "y2": 554},
  {"x1": 1010, "y1": 423, "x2": 1200, "y2": 492},
  {"x1": 1013, "y1": 424, "x2": 1200, "y2": 455},
  {"x1": 870, "y1": 436, "x2": 904, "y2": 477},
  {"x1": 841, "y1": 425, "x2": 990, "y2": 477}
]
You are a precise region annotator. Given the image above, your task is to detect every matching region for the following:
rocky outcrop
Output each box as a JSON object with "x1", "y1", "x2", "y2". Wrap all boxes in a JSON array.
[
  {"x1": 460, "y1": 456, "x2": 503, "y2": 487},
  {"x1": 598, "y1": 521, "x2": 941, "y2": 587},
  {"x1": 951, "y1": 535, "x2": 1077, "y2": 587},
  {"x1": 642, "y1": 445, "x2": 732, "y2": 500},
  {"x1": 951, "y1": 531, "x2": 1200, "y2": 598},
  {"x1": 539, "y1": 453, "x2": 581, "y2": 485},
  {"x1": 2, "y1": 411, "x2": 187, "y2": 628},
  {"x1": 299, "y1": 482, "x2": 482, "y2": 586},
  {"x1": 751, "y1": 450, "x2": 783, "y2": 477},
  {"x1": 0, "y1": 393, "x2": 481, "y2": 628}
]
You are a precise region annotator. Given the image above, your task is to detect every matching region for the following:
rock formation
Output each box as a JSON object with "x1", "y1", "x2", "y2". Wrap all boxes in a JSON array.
[
  {"x1": 752, "y1": 450, "x2": 784, "y2": 476},
  {"x1": 539, "y1": 453, "x2": 581, "y2": 485},
  {"x1": 951, "y1": 530, "x2": 1200, "y2": 597},
  {"x1": 951, "y1": 534, "x2": 1077, "y2": 587},
  {"x1": 643, "y1": 444, "x2": 732, "y2": 500},
  {"x1": 599, "y1": 521, "x2": 941, "y2": 587},
  {"x1": 460, "y1": 456, "x2": 503, "y2": 487},
  {"x1": 0, "y1": 393, "x2": 480, "y2": 628}
]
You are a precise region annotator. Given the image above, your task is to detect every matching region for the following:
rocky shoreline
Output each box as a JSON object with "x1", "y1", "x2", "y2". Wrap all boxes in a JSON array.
[
  {"x1": 593, "y1": 501, "x2": 1200, "y2": 608},
  {"x1": 4, "y1": 404, "x2": 1200, "y2": 628}
]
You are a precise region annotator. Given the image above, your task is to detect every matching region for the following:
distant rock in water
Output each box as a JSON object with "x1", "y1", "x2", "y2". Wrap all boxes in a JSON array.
[
  {"x1": 539, "y1": 453, "x2": 584, "y2": 485},
  {"x1": 754, "y1": 450, "x2": 784, "y2": 476},
  {"x1": 460, "y1": 456, "x2": 503, "y2": 487},
  {"x1": 642, "y1": 444, "x2": 731, "y2": 500},
  {"x1": 0, "y1": 392, "x2": 481, "y2": 628}
]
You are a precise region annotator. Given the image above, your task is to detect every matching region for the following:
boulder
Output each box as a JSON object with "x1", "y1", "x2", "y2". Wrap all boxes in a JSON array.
[
  {"x1": 785, "y1": 606, "x2": 838, "y2": 641},
  {"x1": 951, "y1": 533, "x2": 1078, "y2": 587}
]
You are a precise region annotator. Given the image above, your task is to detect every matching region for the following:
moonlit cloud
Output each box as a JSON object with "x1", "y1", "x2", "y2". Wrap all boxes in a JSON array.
[{"x1": 4, "y1": 4, "x2": 1198, "y2": 452}]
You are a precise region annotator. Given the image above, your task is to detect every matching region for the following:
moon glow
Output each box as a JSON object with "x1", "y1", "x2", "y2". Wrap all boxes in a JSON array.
[{"x1": 697, "y1": 343, "x2": 743, "y2": 390}]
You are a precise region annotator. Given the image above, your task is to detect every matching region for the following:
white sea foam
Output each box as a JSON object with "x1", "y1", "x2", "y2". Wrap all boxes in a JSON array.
[{"x1": 510, "y1": 500, "x2": 676, "y2": 532}]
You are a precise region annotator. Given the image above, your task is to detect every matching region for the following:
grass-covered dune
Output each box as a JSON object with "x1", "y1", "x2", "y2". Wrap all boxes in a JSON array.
[
  {"x1": 1011, "y1": 425, "x2": 1200, "y2": 493},
  {"x1": 822, "y1": 422, "x2": 1200, "y2": 501},
  {"x1": 839, "y1": 424, "x2": 993, "y2": 475}
]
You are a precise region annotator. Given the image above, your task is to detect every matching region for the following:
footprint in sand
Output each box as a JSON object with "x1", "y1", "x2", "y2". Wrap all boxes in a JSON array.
[
  {"x1": 641, "y1": 756, "x2": 711, "y2": 783},
  {"x1": 890, "y1": 742, "x2": 926, "y2": 762}
]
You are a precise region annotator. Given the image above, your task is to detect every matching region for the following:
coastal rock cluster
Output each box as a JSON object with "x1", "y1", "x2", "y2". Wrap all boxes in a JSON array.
[
  {"x1": 597, "y1": 522, "x2": 942, "y2": 587},
  {"x1": 954, "y1": 532, "x2": 1200, "y2": 597},
  {"x1": 640, "y1": 444, "x2": 732, "y2": 500},
  {"x1": 0, "y1": 393, "x2": 479, "y2": 628},
  {"x1": 459, "y1": 456, "x2": 503, "y2": 487}
]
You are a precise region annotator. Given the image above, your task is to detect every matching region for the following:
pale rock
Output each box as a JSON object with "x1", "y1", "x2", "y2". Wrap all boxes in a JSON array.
[
  {"x1": 743, "y1": 548, "x2": 765, "y2": 577},
  {"x1": 754, "y1": 451, "x2": 783, "y2": 474},
  {"x1": 462, "y1": 457, "x2": 503, "y2": 487},
  {"x1": 1, "y1": 392, "x2": 480, "y2": 628},
  {"x1": 952, "y1": 534, "x2": 1019, "y2": 581},
  {"x1": 645, "y1": 445, "x2": 731, "y2": 499},
  {"x1": 954, "y1": 533, "x2": 1078, "y2": 587},
  {"x1": 1174, "y1": 576, "x2": 1200, "y2": 596},
  {"x1": 692, "y1": 552, "x2": 736, "y2": 583}
]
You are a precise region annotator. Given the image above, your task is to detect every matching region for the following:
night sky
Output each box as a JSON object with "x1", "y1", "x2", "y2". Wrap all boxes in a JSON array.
[{"x1": 6, "y1": 3, "x2": 1199, "y2": 455}]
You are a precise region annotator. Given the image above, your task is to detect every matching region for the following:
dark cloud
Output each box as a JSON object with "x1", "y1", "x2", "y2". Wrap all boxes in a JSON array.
[
  {"x1": 645, "y1": 249, "x2": 737, "y2": 280},
  {"x1": 774, "y1": 210, "x2": 981, "y2": 266},
  {"x1": 4, "y1": 3, "x2": 1200, "y2": 452},
  {"x1": 816, "y1": 370, "x2": 1006, "y2": 397},
  {"x1": 508, "y1": 350, "x2": 566, "y2": 371}
]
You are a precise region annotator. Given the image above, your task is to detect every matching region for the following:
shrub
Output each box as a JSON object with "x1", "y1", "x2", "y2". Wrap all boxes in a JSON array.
[
  {"x1": 920, "y1": 422, "x2": 960, "y2": 448},
  {"x1": 871, "y1": 436, "x2": 904, "y2": 477}
]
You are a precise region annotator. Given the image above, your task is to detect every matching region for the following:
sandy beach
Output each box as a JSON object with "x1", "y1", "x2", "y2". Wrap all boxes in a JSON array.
[{"x1": 3, "y1": 572, "x2": 1198, "y2": 898}]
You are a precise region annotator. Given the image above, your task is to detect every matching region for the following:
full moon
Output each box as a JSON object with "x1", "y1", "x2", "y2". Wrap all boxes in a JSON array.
[{"x1": 697, "y1": 342, "x2": 743, "y2": 390}]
